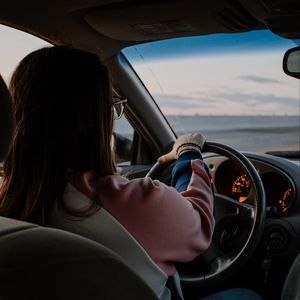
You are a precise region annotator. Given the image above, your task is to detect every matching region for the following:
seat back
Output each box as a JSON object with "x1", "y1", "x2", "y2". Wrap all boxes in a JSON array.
[
  {"x1": 52, "y1": 183, "x2": 173, "y2": 299},
  {"x1": 0, "y1": 75, "x2": 157, "y2": 299},
  {"x1": 0, "y1": 217, "x2": 157, "y2": 300}
]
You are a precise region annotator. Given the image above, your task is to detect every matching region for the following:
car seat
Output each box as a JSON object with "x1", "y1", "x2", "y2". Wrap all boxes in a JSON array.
[
  {"x1": 281, "y1": 253, "x2": 300, "y2": 300},
  {"x1": 0, "y1": 74, "x2": 157, "y2": 300}
]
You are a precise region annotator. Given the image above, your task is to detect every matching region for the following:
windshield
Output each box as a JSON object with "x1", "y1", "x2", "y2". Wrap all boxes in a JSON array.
[{"x1": 123, "y1": 30, "x2": 300, "y2": 153}]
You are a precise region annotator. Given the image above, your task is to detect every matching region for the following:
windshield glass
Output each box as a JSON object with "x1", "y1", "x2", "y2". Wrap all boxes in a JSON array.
[{"x1": 123, "y1": 30, "x2": 300, "y2": 153}]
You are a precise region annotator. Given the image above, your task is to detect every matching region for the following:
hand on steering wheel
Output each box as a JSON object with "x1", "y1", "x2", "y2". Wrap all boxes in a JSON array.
[{"x1": 158, "y1": 133, "x2": 206, "y2": 164}]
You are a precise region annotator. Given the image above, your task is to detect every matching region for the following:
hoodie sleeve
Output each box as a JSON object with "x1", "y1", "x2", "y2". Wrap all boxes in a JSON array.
[{"x1": 84, "y1": 157, "x2": 215, "y2": 275}]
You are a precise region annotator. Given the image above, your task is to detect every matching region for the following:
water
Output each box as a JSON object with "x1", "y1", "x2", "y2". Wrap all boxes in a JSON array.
[{"x1": 115, "y1": 115, "x2": 300, "y2": 153}]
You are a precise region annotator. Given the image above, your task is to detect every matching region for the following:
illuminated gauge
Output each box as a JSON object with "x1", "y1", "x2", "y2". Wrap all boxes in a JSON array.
[
  {"x1": 278, "y1": 188, "x2": 293, "y2": 212},
  {"x1": 231, "y1": 174, "x2": 251, "y2": 202}
]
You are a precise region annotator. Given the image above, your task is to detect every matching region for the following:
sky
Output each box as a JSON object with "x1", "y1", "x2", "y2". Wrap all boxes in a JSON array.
[
  {"x1": 128, "y1": 52, "x2": 299, "y2": 115},
  {"x1": 0, "y1": 25, "x2": 50, "y2": 83},
  {"x1": 1, "y1": 24, "x2": 299, "y2": 116},
  {"x1": 123, "y1": 31, "x2": 300, "y2": 116}
]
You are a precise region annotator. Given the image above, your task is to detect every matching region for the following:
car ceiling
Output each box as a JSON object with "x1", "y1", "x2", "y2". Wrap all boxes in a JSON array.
[{"x1": 0, "y1": 0, "x2": 300, "y2": 60}]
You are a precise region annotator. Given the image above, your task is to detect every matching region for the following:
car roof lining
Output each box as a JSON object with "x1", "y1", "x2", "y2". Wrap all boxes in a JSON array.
[{"x1": 0, "y1": 0, "x2": 300, "y2": 59}]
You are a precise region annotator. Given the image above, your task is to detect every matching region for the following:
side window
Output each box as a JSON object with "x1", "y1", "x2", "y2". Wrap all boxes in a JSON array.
[
  {"x1": 0, "y1": 24, "x2": 50, "y2": 84},
  {"x1": 0, "y1": 25, "x2": 50, "y2": 184},
  {"x1": 0, "y1": 24, "x2": 133, "y2": 165},
  {"x1": 113, "y1": 115, "x2": 134, "y2": 165},
  {"x1": 0, "y1": 24, "x2": 135, "y2": 167}
]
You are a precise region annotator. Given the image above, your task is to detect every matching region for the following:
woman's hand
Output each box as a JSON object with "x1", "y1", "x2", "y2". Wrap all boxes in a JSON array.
[{"x1": 158, "y1": 133, "x2": 206, "y2": 164}]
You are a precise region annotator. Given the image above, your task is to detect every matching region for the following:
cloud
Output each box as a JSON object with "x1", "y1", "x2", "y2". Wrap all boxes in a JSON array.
[
  {"x1": 238, "y1": 75, "x2": 282, "y2": 84},
  {"x1": 152, "y1": 89, "x2": 299, "y2": 115},
  {"x1": 153, "y1": 93, "x2": 215, "y2": 108},
  {"x1": 215, "y1": 91, "x2": 298, "y2": 106},
  {"x1": 155, "y1": 90, "x2": 298, "y2": 108}
]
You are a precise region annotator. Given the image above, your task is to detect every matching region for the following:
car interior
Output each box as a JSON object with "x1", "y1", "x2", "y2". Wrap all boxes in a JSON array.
[{"x1": 0, "y1": 0, "x2": 300, "y2": 299}]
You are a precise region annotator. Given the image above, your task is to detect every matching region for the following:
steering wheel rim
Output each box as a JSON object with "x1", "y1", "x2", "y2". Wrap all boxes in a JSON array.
[{"x1": 146, "y1": 141, "x2": 266, "y2": 287}]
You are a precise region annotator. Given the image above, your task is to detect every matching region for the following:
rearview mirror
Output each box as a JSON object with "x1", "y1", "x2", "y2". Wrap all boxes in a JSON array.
[{"x1": 283, "y1": 46, "x2": 300, "y2": 79}]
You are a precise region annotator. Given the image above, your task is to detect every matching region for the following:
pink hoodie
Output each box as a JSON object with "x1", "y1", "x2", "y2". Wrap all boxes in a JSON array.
[{"x1": 70, "y1": 159, "x2": 214, "y2": 276}]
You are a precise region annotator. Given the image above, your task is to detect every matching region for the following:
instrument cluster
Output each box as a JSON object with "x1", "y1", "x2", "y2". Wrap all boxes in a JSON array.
[{"x1": 213, "y1": 159, "x2": 295, "y2": 214}]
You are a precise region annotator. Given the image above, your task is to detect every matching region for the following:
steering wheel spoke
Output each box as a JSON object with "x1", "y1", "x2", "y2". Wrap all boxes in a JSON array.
[{"x1": 214, "y1": 192, "x2": 255, "y2": 222}]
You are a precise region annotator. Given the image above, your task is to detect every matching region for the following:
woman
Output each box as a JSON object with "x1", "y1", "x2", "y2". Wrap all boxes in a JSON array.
[{"x1": 0, "y1": 46, "x2": 260, "y2": 300}]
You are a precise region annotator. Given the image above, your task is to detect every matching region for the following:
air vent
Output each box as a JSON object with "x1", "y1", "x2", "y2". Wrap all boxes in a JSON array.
[{"x1": 216, "y1": 0, "x2": 259, "y2": 31}]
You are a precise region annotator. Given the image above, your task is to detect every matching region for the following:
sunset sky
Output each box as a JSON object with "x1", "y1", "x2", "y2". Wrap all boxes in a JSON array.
[{"x1": 123, "y1": 31, "x2": 299, "y2": 116}]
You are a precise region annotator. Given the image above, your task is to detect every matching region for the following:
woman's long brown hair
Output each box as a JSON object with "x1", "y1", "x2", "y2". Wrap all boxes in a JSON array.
[{"x1": 0, "y1": 46, "x2": 116, "y2": 225}]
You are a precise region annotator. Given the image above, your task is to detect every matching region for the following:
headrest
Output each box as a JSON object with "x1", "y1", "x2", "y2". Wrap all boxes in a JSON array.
[{"x1": 0, "y1": 75, "x2": 15, "y2": 162}]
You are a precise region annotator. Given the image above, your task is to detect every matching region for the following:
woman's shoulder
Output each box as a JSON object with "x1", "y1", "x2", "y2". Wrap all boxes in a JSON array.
[{"x1": 71, "y1": 170, "x2": 167, "y2": 202}]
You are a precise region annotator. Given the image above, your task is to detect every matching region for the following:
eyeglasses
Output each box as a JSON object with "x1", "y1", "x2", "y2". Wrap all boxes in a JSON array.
[{"x1": 112, "y1": 97, "x2": 127, "y2": 120}]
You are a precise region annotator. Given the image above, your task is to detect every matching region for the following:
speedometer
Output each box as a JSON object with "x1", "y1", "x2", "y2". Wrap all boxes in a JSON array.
[
  {"x1": 231, "y1": 174, "x2": 251, "y2": 202},
  {"x1": 260, "y1": 172, "x2": 295, "y2": 214},
  {"x1": 279, "y1": 188, "x2": 293, "y2": 212}
]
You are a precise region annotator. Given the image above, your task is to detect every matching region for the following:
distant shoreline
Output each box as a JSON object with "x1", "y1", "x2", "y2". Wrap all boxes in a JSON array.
[{"x1": 115, "y1": 114, "x2": 299, "y2": 152}]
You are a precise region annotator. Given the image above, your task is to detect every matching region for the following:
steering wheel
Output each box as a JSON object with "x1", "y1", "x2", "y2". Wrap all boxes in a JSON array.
[{"x1": 146, "y1": 141, "x2": 266, "y2": 287}]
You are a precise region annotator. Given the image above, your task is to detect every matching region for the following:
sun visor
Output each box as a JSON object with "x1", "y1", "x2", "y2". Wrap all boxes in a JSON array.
[
  {"x1": 84, "y1": 2, "x2": 209, "y2": 42},
  {"x1": 84, "y1": 1, "x2": 256, "y2": 42}
]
